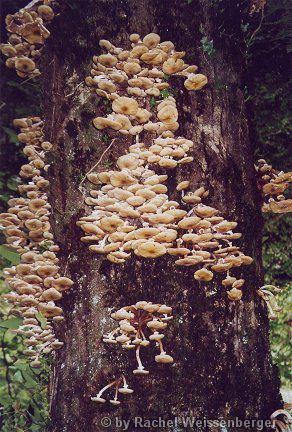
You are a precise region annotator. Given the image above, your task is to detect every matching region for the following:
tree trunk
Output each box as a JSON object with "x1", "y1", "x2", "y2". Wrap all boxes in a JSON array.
[{"x1": 42, "y1": 1, "x2": 282, "y2": 431}]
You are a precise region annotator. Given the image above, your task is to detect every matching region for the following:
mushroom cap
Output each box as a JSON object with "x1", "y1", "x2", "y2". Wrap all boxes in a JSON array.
[
  {"x1": 227, "y1": 287, "x2": 243, "y2": 301},
  {"x1": 195, "y1": 204, "x2": 218, "y2": 217},
  {"x1": 194, "y1": 268, "x2": 214, "y2": 281},
  {"x1": 176, "y1": 181, "x2": 190, "y2": 191},
  {"x1": 262, "y1": 182, "x2": 288, "y2": 195},
  {"x1": 129, "y1": 33, "x2": 141, "y2": 43},
  {"x1": 116, "y1": 154, "x2": 139, "y2": 170},
  {"x1": 162, "y1": 57, "x2": 185, "y2": 74},
  {"x1": 15, "y1": 57, "x2": 35, "y2": 73},
  {"x1": 133, "y1": 368, "x2": 149, "y2": 375},
  {"x1": 100, "y1": 216, "x2": 123, "y2": 232},
  {"x1": 98, "y1": 54, "x2": 118, "y2": 67},
  {"x1": 269, "y1": 199, "x2": 292, "y2": 213},
  {"x1": 136, "y1": 241, "x2": 166, "y2": 258},
  {"x1": 93, "y1": 117, "x2": 122, "y2": 130},
  {"x1": 112, "y1": 96, "x2": 139, "y2": 115},
  {"x1": 124, "y1": 61, "x2": 141, "y2": 75},
  {"x1": 155, "y1": 353, "x2": 174, "y2": 364},
  {"x1": 167, "y1": 247, "x2": 190, "y2": 256},
  {"x1": 110, "y1": 171, "x2": 137, "y2": 187},
  {"x1": 147, "y1": 319, "x2": 167, "y2": 330},
  {"x1": 158, "y1": 305, "x2": 172, "y2": 314},
  {"x1": 118, "y1": 387, "x2": 134, "y2": 394},
  {"x1": 184, "y1": 73, "x2": 208, "y2": 91},
  {"x1": 148, "y1": 213, "x2": 174, "y2": 224},
  {"x1": 178, "y1": 216, "x2": 201, "y2": 229},
  {"x1": 175, "y1": 256, "x2": 204, "y2": 266},
  {"x1": 211, "y1": 262, "x2": 232, "y2": 272},
  {"x1": 154, "y1": 229, "x2": 177, "y2": 243},
  {"x1": 143, "y1": 33, "x2": 160, "y2": 49},
  {"x1": 42, "y1": 288, "x2": 62, "y2": 301},
  {"x1": 134, "y1": 227, "x2": 160, "y2": 239}
]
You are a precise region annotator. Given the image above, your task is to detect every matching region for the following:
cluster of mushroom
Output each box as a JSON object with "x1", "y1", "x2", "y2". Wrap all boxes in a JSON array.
[
  {"x1": 79, "y1": 34, "x2": 253, "y2": 301},
  {"x1": 103, "y1": 301, "x2": 174, "y2": 376},
  {"x1": 86, "y1": 32, "x2": 208, "y2": 135},
  {"x1": 256, "y1": 159, "x2": 292, "y2": 214},
  {"x1": 0, "y1": 0, "x2": 56, "y2": 78},
  {"x1": 0, "y1": 117, "x2": 73, "y2": 366},
  {"x1": 91, "y1": 375, "x2": 133, "y2": 406},
  {"x1": 92, "y1": 301, "x2": 173, "y2": 406},
  {"x1": 257, "y1": 285, "x2": 283, "y2": 321}
]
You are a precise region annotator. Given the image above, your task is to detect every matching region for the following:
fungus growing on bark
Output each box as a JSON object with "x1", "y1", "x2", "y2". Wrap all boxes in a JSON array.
[
  {"x1": 0, "y1": 117, "x2": 73, "y2": 365},
  {"x1": 184, "y1": 73, "x2": 208, "y2": 90},
  {"x1": 78, "y1": 31, "x2": 252, "y2": 303},
  {"x1": 256, "y1": 159, "x2": 292, "y2": 213},
  {"x1": 1, "y1": 1, "x2": 56, "y2": 77},
  {"x1": 103, "y1": 302, "x2": 173, "y2": 374},
  {"x1": 91, "y1": 375, "x2": 133, "y2": 406}
]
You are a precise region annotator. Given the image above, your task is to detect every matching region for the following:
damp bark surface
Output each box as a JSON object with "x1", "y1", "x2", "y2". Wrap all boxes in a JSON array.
[{"x1": 42, "y1": 1, "x2": 282, "y2": 431}]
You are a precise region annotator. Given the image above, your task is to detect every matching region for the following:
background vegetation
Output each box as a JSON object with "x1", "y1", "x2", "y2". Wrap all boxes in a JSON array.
[{"x1": 0, "y1": 0, "x2": 290, "y2": 429}]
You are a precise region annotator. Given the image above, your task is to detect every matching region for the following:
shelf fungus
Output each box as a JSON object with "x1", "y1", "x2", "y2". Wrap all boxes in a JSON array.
[
  {"x1": 0, "y1": 117, "x2": 73, "y2": 366},
  {"x1": 103, "y1": 302, "x2": 174, "y2": 374},
  {"x1": 256, "y1": 159, "x2": 292, "y2": 213},
  {"x1": 257, "y1": 285, "x2": 283, "y2": 320},
  {"x1": 78, "y1": 33, "x2": 253, "y2": 299},
  {"x1": 1, "y1": 1, "x2": 57, "y2": 78},
  {"x1": 91, "y1": 375, "x2": 133, "y2": 406}
]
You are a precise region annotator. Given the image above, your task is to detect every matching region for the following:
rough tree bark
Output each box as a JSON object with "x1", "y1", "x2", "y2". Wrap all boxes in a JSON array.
[{"x1": 42, "y1": 1, "x2": 282, "y2": 431}]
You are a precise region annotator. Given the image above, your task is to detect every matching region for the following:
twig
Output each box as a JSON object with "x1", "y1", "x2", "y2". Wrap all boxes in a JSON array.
[
  {"x1": 65, "y1": 83, "x2": 83, "y2": 99},
  {"x1": 79, "y1": 138, "x2": 117, "y2": 189},
  {"x1": 23, "y1": 0, "x2": 41, "y2": 9},
  {"x1": 247, "y1": 8, "x2": 265, "y2": 47},
  {"x1": 63, "y1": 253, "x2": 72, "y2": 276}
]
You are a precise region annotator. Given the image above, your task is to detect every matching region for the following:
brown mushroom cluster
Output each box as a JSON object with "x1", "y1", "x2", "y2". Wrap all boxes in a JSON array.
[
  {"x1": 78, "y1": 34, "x2": 253, "y2": 300},
  {"x1": 91, "y1": 375, "x2": 133, "y2": 405},
  {"x1": 0, "y1": 117, "x2": 73, "y2": 366},
  {"x1": 103, "y1": 302, "x2": 174, "y2": 375},
  {"x1": 0, "y1": 0, "x2": 56, "y2": 78},
  {"x1": 256, "y1": 159, "x2": 292, "y2": 213}
]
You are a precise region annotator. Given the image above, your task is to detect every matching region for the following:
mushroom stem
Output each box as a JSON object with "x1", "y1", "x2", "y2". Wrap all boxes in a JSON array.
[
  {"x1": 265, "y1": 300, "x2": 277, "y2": 320},
  {"x1": 122, "y1": 375, "x2": 128, "y2": 388},
  {"x1": 113, "y1": 382, "x2": 119, "y2": 401},
  {"x1": 158, "y1": 339, "x2": 164, "y2": 353},
  {"x1": 260, "y1": 284, "x2": 282, "y2": 293},
  {"x1": 96, "y1": 380, "x2": 117, "y2": 398},
  {"x1": 135, "y1": 345, "x2": 143, "y2": 369}
]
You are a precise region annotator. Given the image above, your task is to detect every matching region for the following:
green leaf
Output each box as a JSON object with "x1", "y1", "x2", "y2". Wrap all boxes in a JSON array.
[
  {"x1": 150, "y1": 96, "x2": 156, "y2": 107},
  {"x1": 35, "y1": 313, "x2": 47, "y2": 330},
  {"x1": 0, "y1": 245, "x2": 20, "y2": 265},
  {"x1": 0, "y1": 316, "x2": 22, "y2": 329},
  {"x1": 160, "y1": 89, "x2": 171, "y2": 99},
  {"x1": 2, "y1": 127, "x2": 18, "y2": 144},
  {"x1": 12, "y1": 370, "x2": 23, "y2": 383}
]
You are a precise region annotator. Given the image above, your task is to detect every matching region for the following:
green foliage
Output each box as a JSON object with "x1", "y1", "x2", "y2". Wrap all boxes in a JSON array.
[
  {"x1": 262, "y1": 215, "x2": 292, "y2": 387},
  {"x1": 200, "y1": 36, "x2": 217, "y2": 59},
  {"x1": 0, "y1": 247, "x2": 50, "y2": 431},
  {"x1": 247, "y1": 0, "x2": 291, "y2": 388},
  {"x1": 102, "y1": 133, "x2": 110, "y2": 144},
  {"x1": 150, "y1": 96, "x2": 156, "y2": 108},
  {"x1": 160, "y1": 89, "x2": 171, "y2": 99}
]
